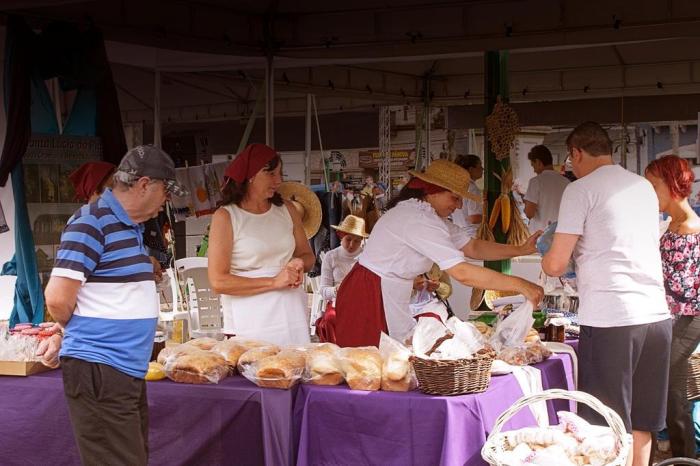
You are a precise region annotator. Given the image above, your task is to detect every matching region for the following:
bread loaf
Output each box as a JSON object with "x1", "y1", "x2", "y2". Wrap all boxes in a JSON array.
[
  {"x1": 255, "y1": 349, "x2": 306, "y2": 389},
  {"x1": 306, "y1": 343, "x2": 343, "y2": 385},
  {"x1": 165, "y1": 351, "x2": 228, "y2": 384},
  {"x1": 381, "y1": 353, "x2": 412, "y2": 392},
  {"x1": 157, "y1": 344, "x2": 203, "y2": 365},
  {"x1": 340, "y1": 347, "x2": 382, "y2": 391},
  {"x1": 212, "y1": 338, "x2": 268, "y2": 369},
  {"x1": 184, "y1": 337, "x2": 220, "y2": 351},
  {"x1": 237, "y1": 345, "x2": 281, "y2": 372}
]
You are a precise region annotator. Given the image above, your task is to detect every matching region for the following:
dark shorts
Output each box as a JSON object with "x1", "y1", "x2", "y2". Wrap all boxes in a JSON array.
[
  {"x1": 578, "y1": 319, "x2": 672, "y2": 433},
  {"x1": 61, "y1": 357, "x2": 149, "y2": 466}
]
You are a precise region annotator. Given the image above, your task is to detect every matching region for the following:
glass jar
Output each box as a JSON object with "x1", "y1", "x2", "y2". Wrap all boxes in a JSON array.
[
  {"x1": 545, "y1": 313, "x2": 566, "y2": 343},
  {"x1": 151, "y1": 331, "x2": 166, "y2": 362}
]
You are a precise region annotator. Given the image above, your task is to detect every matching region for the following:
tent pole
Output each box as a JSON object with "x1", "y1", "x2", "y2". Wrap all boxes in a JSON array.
[{"x1": 237, "y1": 85, "x2": 264, "y2": 154}]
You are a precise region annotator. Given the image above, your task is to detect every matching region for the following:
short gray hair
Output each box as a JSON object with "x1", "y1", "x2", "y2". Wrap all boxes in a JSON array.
[{"x1": 113, "y1": 170, "x2": 140, "y2": 188}]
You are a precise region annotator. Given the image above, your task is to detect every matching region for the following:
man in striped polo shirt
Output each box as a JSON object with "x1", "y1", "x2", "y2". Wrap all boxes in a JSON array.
[{"x1": 44, "y1": 145, "x2": 186, "y2": 466}]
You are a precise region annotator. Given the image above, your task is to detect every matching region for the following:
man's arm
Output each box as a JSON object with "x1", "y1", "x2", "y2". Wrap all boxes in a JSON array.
[
  {"x1": 44, "y1": 276, "x2": 82, "y2": 327},
  {"x1": 524, "y1": 200, "x2": 537, "y2": 220},
  {"x1": 542, "y1": 233, "x2": 580, "y2": 277}
]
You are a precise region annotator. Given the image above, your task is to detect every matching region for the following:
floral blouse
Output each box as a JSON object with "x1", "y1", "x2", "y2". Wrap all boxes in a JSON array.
[{"x1": 660, "y1": 230, "x2": 700, "y2": 316}]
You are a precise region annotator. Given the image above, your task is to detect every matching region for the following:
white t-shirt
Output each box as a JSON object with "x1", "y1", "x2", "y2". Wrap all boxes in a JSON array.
[
  {"x1": 452, "y1": 180, "x2": 482, "y2": 238},
  {"x1": 525, "y1": 170, "x2": 570, "y2": 233},
  {"x1": 556, "y1": 164, "x2": 669, "y2": 327}
]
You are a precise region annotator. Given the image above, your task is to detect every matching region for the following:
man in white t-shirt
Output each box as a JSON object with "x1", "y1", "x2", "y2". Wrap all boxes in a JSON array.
[
  {"x1": 452, "y1": 154, "x2": 484, "y2": 238},
  {"x1": 542, "y1": 122, "x2": 671, "y2": 466},
  {"x1": 524, "y1": 145, "x2": 570, "y2": 233}
]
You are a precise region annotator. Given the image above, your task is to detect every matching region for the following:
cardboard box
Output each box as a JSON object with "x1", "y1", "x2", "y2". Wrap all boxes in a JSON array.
[{"x1": 0, "y1": 360, "x2": 54, "y2": 376}]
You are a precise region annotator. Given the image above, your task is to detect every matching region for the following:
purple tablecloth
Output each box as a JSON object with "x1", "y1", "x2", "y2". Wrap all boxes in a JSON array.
[
  {"x1": 0, "y1": 370, "x2": 296, "y2": 466},
  {"x1": 294, "y1": 354, "x2": 574, "y2": 466}
]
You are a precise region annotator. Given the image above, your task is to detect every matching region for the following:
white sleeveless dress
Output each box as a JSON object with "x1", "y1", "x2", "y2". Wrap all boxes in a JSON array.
[{"x1": 219, "y1": 203, "x2": 310, "y2": 346}]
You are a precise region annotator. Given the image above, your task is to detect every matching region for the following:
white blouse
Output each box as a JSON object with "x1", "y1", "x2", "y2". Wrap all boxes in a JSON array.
[
  {"x1": 358, "y1": 199, "x2": 471, "y2": 340},
  {"x1": 360, "y1": 199, "x2": 471, "y2": 280},
  {"x1": 319, "y1": 246, "x2": 362, "y2": 301}
]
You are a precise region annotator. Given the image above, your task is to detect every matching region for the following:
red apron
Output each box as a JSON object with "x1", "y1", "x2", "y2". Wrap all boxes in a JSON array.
[
  {"x1": 334, "y1": 263, "x2": 388, "y2": 347},
  {"x1": 315, "y1": 302, "x2": 336, "y2": 344}
]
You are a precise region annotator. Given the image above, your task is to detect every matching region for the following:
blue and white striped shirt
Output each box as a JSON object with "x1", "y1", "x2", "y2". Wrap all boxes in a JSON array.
[{"x1": 53, "y1": 188, "x2": 158, "y2": 378}]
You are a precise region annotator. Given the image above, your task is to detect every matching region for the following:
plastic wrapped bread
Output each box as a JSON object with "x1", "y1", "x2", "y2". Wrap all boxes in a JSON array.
[
  {"x1": 184, "y1": 337, "x2": 220, "y2": 351},
  {"x1": 378, "y1": 333, "x2": 415, "y2": 392},
  {"x1": 236, "y1": 345, "x2": 281, "y2": 373},
  {"x1": 241, "y1": 348, "x2": 306, "y2": 389},
  {"x1": 339, "y1": 347, "x2": 382, "y2": 391},
  {"x1": 304, "y1": 343, "x2": 344, "y2": 385},
  {"x1": 164, "y1": 350, "x2": 229, "y2": 384},
  {"x1": 156, "y1": 344, "x2": 203, "y2": 365},
  {"x1": 212, "y1": 338, "x2": 269, "y2": 370}
]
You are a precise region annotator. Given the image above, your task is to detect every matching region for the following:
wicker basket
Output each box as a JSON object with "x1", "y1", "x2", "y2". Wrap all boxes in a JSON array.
[
  {"x1": 410, "y1": 346, "x2": 496, "y2": 396},
  {"x1": 481, "y1": 389, "x2": 632, "y2": 466},
  {"x1": 688, "y1": 354, "x2": 700, "y2": 401}
]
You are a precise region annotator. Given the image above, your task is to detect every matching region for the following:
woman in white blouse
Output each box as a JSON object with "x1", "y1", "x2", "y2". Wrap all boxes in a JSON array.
[
  {"x1": 316, "y1": 215, "x2": 368, "y2": 343},
  {"x1": 334, "y1": 160, "x2": 544, "y2": 347}
]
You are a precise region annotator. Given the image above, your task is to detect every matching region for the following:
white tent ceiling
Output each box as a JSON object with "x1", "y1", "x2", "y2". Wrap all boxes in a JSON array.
[{"x1": 5, "y1": 0, "x2": 700, "y2": 123}]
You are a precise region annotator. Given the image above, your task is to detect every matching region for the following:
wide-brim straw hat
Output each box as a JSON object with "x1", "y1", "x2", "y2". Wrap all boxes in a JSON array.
[
  {"x1": 277, "y1": 181, "x2": 322, "y2": 239},
  {"x1": 331, "y1": 215, "x2": 369, "y2": 238},
  {"x1": 409, "y1": 159, "x2": 481, "y2": 202}
]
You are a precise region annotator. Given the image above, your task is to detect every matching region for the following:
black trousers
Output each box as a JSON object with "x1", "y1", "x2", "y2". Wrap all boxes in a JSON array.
[
  {"x1": 667, "y1": 315, "x2": 700, "y2": 458},
  {"x1": 61, "y1": 357, "x2": 149, "y2": 466}
]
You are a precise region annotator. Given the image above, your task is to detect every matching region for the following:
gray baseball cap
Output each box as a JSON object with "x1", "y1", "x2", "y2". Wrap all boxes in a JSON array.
[{"x1": 117, "y1": 145, "x2": 188, "y2": 197}]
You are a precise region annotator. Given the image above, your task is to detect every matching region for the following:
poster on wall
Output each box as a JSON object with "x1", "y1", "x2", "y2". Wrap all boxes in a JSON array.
[{"x1": 23, "y1": 135, "x2": 103, "y2": 285}]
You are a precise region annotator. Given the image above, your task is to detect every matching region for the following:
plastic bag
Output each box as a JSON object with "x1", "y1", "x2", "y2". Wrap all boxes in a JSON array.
[
  {"x1": 184, "y1": 337, "x2": 220, "y2": 351},
  {"x1": 378, "y1": 333, "x2": 416, "y2": 392},
  {"x1": 490, "y1": 301, "x2": 535, "y2": 353},
  {"x1": 236, "y1": 345, "x2": 281, "y2": 373},
  {"x1": 211, "y1": 337, "x2": 270, "y2": 371},
  {"x1": 446, "y1": 317, "x2": 486, "y2": 355},
  {"x1": 303, "y1": 342, "x2": 344, "y2": 385},
  {"x1": 412, "y1": 318, "x2": 451, "y2": 358},
  {"x1": 163, "y1": 349, "x2": 229, "y2": 384},
  {"x1": 338, "y1": 346, "x2": 382, "y2": 391},
  {"x1": 536, "y1": 222, "x2": 576, "y2": 279},
  {"x1": 240, "y1": 348, "x2": 306, "y2": 389}
]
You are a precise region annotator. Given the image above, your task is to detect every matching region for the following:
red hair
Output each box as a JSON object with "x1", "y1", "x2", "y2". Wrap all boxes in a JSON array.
[
  {"x1": 645, "y1": 155, "x2": 695, "y2": 199},
  {"x1": 335, "y1": 231, "x2": 347, "y2": 239}
]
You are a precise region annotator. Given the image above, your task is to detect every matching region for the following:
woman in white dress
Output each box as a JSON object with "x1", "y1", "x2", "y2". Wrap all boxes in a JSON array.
[
  {"x1": 452, "y1": 154, "x2": 484, "y2": 238},
  {"x1": 315, "y1": 215, "x2": 368, "y2": 343},
  {"x1": 208, "y1": 144, "x2": 315, "y2": 346}
]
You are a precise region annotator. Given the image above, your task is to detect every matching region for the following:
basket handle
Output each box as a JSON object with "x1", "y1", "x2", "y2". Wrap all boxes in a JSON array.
[{"x1": 489, "y1": 389, "x2": 628, "y2": 446}]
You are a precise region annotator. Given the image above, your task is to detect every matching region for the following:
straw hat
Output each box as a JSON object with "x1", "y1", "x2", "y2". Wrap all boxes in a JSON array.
[
  {"x1": 331, "y1": 215, "x2": 369, "y2": 238},
  {"x1": 277, "y1": 182, "x2": 322, "y2": 239},
  {"x1": 409, "y1": 159, "x2": 481, "y2": 202}
]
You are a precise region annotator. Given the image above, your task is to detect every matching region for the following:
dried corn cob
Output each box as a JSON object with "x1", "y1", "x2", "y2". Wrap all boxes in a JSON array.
[
  {"x1": 500, "y1": 193, "x2": 511, "y2": 234},
  {"x1": 488, "y1": 196, "x2": 502, "y2": 230}
]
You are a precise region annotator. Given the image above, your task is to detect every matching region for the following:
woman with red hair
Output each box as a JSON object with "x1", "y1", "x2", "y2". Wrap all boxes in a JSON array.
[{"x1": 645, "y1": 155, "x2": 700, "y2": 458}]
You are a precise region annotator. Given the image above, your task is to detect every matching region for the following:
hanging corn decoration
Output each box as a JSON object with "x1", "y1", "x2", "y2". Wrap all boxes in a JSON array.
[
  {"x1": 478, "y1": 199, "x2": 495, "y2": 242},
  {"x1": 506, "y1": 194, "x2": 530, "y2": 246},
  {"x1": 490, "y1": 167, "x2": 515, "y2": 234},
  {"x1": 485, "y1": 98, "x2": 520, "y2": 161}
]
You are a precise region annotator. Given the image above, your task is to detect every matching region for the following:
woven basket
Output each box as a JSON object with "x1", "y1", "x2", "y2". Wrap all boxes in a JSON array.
[
  {"x1": 410, "y1": 347, "x2": 495, "y2": 396},
  {"x1": 688, "y1": 354, "x2": 700, "y2": 401},
  {"x1": 481, "y1": 389, "x2": 632, "y2": 466}
]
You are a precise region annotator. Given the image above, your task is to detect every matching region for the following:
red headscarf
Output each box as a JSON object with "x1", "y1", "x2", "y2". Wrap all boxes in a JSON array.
[
  {"x1": 406, "y1": 177, "x2": 446, "y2": 195},
  {"x1": 68, "y1": 161, "x2": 116, "y2": 202},
  {"x1": 224, "y1": 143, "x2": 278, "y2": 184}
]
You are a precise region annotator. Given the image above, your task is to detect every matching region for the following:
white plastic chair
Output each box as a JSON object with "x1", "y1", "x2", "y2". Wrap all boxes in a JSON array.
[
  {"x1": 308, "y1": 275, "x2": 327, "y2": 336},
  {"x1": 174, "y1": 257, "x2": 223, "y2": 334}
]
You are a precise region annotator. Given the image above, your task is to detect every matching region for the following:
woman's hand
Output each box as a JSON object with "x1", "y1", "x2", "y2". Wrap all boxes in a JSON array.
[
  {"x1": 518, "y1": 279, "x2": 544, "y2": 307},
  {"x1": 272, "y1": 266, "x2": 301, "y2": 289},
  {"x1": 414, "y1": 275, "x2": 439, "y2": 292},
  {"x1": 519, "y1": 231, "x2": 543, "y2": 256},
  {"x1": 36, "y1": 333, "x2": 62, "y2": 369}
]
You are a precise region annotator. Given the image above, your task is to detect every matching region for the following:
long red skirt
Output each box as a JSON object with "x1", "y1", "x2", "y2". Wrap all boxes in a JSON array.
[
  {"x1": 334, "y1": 263, "x2": 388, "y2": 347},
  {"x1": 315, "y1": 302, "x2": 336, "y2": 343}
]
